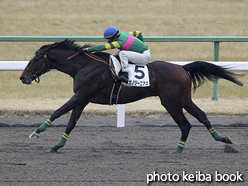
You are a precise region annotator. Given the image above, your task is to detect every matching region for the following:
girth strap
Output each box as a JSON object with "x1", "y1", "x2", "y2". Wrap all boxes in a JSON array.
[{"x1": 109, "y1": 80, "x2": 122, "y2": 105}]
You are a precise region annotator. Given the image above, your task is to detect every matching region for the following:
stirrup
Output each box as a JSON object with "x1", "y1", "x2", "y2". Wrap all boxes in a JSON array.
[
  {"x1": 119, "y1": 76, "x2": 128, "y2": 84},
  {"x1": 119, "y1": 72, "x2": 129, "y2": 83}
]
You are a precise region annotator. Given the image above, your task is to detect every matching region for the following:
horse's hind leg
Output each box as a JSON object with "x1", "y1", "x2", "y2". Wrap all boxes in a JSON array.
[
  {"x1": 183, "y1": 96, "x2": 232, "y2": 144},
  {"x1": 171, "y1": 111, "x2": 192, "y2": 153},
  {"x1": 164, "y1": 105, "x2": 192, "y2": 153},
  {"x1": 49, "y1": 104, "x2": 87, "y2": 153}
]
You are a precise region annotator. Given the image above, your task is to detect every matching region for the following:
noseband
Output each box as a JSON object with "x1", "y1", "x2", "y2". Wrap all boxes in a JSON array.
[{"x1": 25, "y1": 50, "x2": 50, "y2": 83}]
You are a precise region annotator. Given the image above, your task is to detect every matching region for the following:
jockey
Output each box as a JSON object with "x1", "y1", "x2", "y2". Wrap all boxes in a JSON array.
[{"x1": 80, "y1": 26, "x2": 151, "y2": 83}]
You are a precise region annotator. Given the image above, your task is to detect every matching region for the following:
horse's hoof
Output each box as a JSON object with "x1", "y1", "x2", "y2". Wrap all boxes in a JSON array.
[
  {"x1": 221, "y1": 136, "x2": 233, "y2": 144},
  {"x1": 49, "y1": 149, "x2": 57, "y2": 153},
  {"x1": 49, "y1": 146, "x2": 59, "y2": 153},
  {"x1": 171, "y1": 150, "x2": 183, "y2": 154},
  {"x1": 29, "y1": 131, "x2": 39, "y2": 139}
]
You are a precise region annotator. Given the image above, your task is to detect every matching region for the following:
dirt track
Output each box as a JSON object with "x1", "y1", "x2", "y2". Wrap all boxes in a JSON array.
[
  {"x1": 1, "y1": 97, "x2": 248, "y2": 186},
  {"x1": 0, "y1": 127, "x2": 247, "y2": 186}
]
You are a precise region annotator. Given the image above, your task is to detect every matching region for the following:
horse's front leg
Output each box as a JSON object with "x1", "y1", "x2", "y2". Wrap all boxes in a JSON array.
[
  {"x1": 49, "y1": 103, "x2": 87, "y2": 153},
  {"x1": 29, "y1": 94, "x2": 85, "y2": 139}
]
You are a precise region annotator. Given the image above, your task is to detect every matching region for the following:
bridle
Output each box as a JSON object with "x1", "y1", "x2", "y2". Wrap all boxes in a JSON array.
[{"x1": 25, "y1": 50, "x2": 50, "y2": 83}]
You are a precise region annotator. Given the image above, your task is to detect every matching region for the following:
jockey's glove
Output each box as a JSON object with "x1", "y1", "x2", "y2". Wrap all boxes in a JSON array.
[{"x1": 79, "y1": 48, "x2": 87, "y2": 55}]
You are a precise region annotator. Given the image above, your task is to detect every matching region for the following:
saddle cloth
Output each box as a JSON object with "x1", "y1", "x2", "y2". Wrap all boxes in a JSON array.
[{"x1": 109, "y1": 55, "x2": 150, "y2": 87}]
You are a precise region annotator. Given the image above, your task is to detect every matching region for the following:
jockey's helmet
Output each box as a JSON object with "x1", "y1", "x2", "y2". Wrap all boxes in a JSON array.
[{"x1": 104, "y1": 26, "x2": 119, "y2": 39}]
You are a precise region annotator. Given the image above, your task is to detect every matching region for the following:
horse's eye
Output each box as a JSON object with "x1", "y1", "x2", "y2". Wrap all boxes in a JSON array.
[{"x1": 34, "y1": 58, "x2": 38, "y2": 62}]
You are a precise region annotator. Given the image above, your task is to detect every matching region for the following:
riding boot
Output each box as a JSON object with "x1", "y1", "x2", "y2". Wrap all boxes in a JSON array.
[
  {"x1": 119, "y1": 52, "x2": 129, "y2": 83},
  {"x1": 119, "y1": 51, "x2": 129, "y2": 71},
  {"x1": 119, "y1": 72, "x2": 129, "y2": 84}
]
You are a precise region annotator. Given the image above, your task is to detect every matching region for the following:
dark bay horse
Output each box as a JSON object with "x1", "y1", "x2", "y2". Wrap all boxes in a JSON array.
[{"x1": 20, "y1": 39, "x2": 243, "y2": 153}]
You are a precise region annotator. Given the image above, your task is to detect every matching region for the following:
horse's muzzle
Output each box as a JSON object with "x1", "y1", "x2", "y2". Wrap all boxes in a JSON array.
[{"x1": 20, "y1": 76, "x2": 32, "y2": 85}]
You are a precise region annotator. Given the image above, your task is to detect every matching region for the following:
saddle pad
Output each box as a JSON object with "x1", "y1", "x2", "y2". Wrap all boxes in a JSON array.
[
  {"x1": 110, "y1": 55, "x2": 150, "y2": 87},
  {"x1": 127, "y1": 64, "x2": 150, "y2": 87}
]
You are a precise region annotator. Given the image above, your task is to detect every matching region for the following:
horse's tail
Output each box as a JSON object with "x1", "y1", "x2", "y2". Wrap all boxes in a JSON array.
[{"x1": 182, "y1": 61, "x2": 243, "y2": 91}]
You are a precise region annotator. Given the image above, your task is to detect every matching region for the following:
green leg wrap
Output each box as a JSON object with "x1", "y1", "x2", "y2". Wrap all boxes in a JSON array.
[
  {"x1": 173, "y1": 140, "x2": 186, "y2": 154},
  {"x1": 208, "y1": 127, "x2": 222, "y2": 141},
  {"x1": 57, "y1": 133, "x2": 69, "y2": 148},
  {"x1": 38, "y1": 119, "x2": 52, "y2": 132}
]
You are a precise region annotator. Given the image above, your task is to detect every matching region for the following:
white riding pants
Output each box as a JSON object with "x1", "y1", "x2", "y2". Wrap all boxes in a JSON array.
[{"x1": 115, "y1": 49, "x2": 151, "y2": 72}]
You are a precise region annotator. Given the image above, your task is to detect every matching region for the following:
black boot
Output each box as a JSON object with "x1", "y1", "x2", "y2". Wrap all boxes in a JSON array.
[{"x1": 119, "y1": 72, "x2": 129, "y2": 84}]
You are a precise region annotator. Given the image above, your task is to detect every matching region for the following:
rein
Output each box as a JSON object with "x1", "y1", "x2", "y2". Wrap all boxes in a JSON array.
[
  {"x1": 84, "y1": 51, "x2": 105, "y2": 62},
  {"x1": 50, "y1": 52, "x2": 79, "y2": 69}
]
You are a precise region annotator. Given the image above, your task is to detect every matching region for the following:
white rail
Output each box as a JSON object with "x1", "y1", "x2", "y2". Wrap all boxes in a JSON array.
[{"x1": 1, "y1": 61, "x2": 248, "y2": 71}]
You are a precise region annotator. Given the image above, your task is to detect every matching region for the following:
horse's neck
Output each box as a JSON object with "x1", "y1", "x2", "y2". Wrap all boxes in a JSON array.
[
  {"x1": 50, "y1": 53, "x2": 82, "y2": 76},
  {"x1": 53, "y1": 53, "x2": 102, "y2": 77}
]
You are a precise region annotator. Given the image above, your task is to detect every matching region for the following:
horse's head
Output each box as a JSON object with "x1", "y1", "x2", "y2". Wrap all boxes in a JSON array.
[
  {"x1": 20, "y1": 44, "x2": 51, "y2": 85},
  {"x1": 20, "y1": 39, "x2": 95, "y2": 84}
]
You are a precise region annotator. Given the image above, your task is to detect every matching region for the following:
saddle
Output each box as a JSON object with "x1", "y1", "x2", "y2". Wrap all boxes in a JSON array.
[{"x1": 108, "y1": 55, "x2": 122, "y2": 79}]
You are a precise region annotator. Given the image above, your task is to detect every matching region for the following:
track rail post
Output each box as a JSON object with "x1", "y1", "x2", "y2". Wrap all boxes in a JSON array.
[{"x1": 212, "y1": 41, "x2": 220, "y2": 101}]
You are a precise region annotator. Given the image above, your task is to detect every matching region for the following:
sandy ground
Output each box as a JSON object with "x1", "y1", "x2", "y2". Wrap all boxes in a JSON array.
[
  {"x1": 1, "y1": 97, "x2": 247, "y2": 186},
  {"x1": 1, "y1": 97, "x2": 248, "y2": 118},
  {"x1": 0, "y1": 127, "x2": 247, "y2": 186}
]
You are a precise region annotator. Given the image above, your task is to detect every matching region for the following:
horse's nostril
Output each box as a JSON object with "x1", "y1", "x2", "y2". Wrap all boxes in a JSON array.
[
  {"x1": 20, "y1": 76, "x2": 26, "y2": 82},
  {"x1": 20, "y1": 76, "x2": 31, "y2": 84}
]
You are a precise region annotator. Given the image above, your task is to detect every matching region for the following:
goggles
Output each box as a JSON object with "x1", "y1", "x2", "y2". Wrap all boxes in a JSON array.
[{"x1": 106, "y1": 37, "x2": 115, "y2": 43}]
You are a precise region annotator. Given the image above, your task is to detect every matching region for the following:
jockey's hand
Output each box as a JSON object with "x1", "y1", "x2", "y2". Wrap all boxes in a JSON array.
[{"x1": 79, "y1": 48, "x2": 88, "y2": 54}]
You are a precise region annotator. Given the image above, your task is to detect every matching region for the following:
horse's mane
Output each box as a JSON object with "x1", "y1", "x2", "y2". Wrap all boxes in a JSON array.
[{"x1": 40, "y1": 39, "x2": 92, "y2": 51}]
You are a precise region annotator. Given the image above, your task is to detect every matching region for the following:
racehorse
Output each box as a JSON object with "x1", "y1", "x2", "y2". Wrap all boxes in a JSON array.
[{"x1": 20, "y1": 39, "x2": 243, "y2": 153}]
